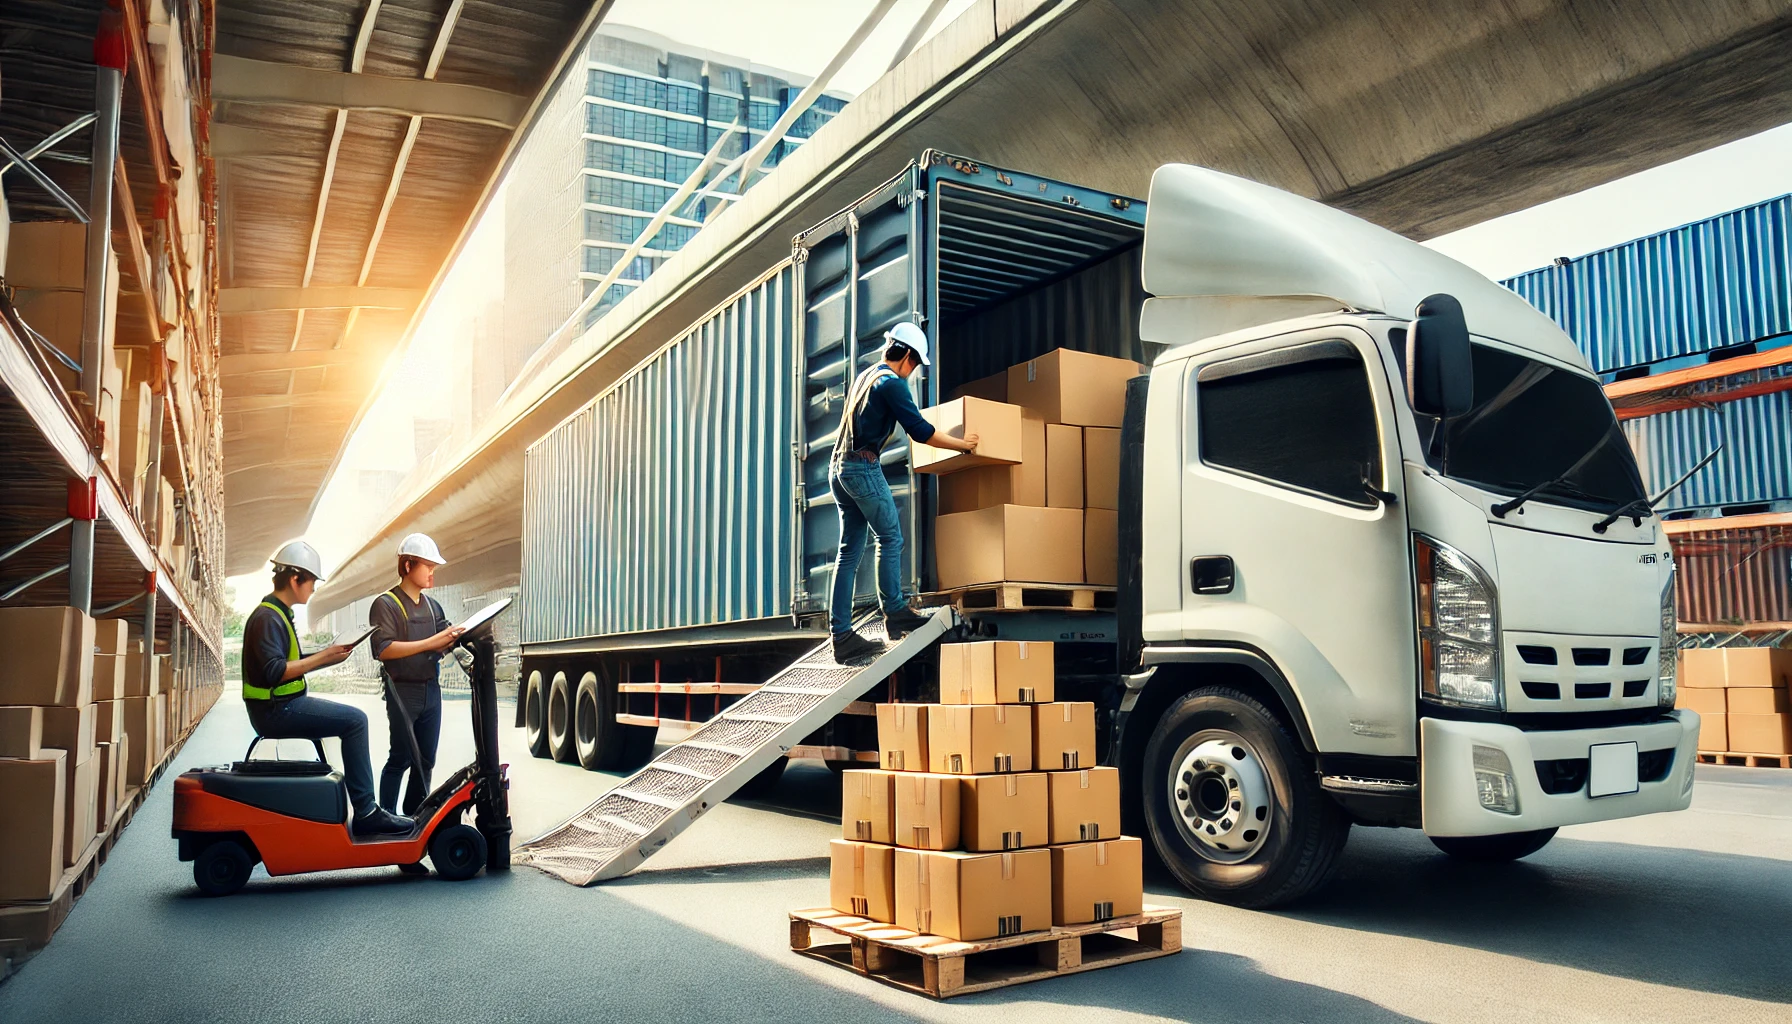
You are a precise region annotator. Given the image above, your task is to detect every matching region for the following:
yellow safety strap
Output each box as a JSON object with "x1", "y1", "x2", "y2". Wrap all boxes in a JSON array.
[{"x1": 242, "y1": 601, "x2": 308, "y2": 700}]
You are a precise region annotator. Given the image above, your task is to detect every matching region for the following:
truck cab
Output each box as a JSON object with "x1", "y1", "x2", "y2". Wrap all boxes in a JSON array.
[{"x1": 1118, "y1": 165, "x2": 1697, "y2": 905}]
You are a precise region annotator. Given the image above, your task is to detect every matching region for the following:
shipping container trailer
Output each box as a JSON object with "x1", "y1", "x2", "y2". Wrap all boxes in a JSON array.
[{"x1": 1623, "y1": 389, "x2": 1792, "y2": 517}]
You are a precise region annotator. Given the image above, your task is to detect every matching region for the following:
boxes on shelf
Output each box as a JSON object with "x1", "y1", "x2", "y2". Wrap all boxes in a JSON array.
[
  {"x1": 934, "y1": 505, "x2": 1083, "y2": 589},
  {"x1": 911, "y1": 397, "x2": 1024, "y2": 475},
  {"x1": 1051, "y1": 837, "x2": 1143, "y2": 926},
  {"x1": 121, "y1": 696, "x2": 156, "y2": 786},
  {"x1": 0, "y1": 705, "x2": 45, "y2": 758},
  {"x1": 938, "y1": 641, "x2": 1054, "y2": 704},
  {"x1": 39, "y1": 704, "x2": 95, "y2": 765},
  {"x1": 928, "y1": 704, "x2": 1033, "y2": 774},
  {"x1": 830, "y1": 839, "x2": 895, "y2": 922},
  {"x1": 64, "y1": 752, "x2": 99, "y2": 866},
  {"x1": 95, "y1": 740, "x2": 117, "y2": 828},
  {"x1": 894, "y1": 848, "x2": 1051, "y2": 941},
  {"x1": 0, "y1": 750, "x2": 67, "y2": 902},
  {"x1": 0, "y1": 606, "x2": 95, "y2": 707}
]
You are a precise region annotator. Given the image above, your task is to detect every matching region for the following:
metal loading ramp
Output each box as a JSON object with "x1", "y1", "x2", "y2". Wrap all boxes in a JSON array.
[{"x1": 516, "y1": 609, "x2": 954, "y2": 884}]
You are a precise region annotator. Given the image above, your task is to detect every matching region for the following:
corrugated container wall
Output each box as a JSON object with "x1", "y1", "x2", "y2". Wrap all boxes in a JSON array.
[
  {"x1": 1503, "y1": 193, "x2": 1792, "y2": 373},
  {"x1": 1672, "y1": 526, "x2": 1792, "y2": 626},
  {"x1": 521, "y1": 265, "x2": 797, "y2": 644},
  {"x1": 1621, "y1": 390, "x2": 1792, "y2": 513}
]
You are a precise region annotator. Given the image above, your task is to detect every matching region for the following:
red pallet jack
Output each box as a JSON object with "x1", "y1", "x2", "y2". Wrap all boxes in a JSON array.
[{"x1": 171, "y1": 600, "x2": 514, "y2": 895}]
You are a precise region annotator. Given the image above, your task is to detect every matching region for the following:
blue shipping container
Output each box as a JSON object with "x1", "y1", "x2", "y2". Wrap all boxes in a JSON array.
[
  {"x1": 1621, "y1": 390, "x2": 1792, "y2": 514},
  {"x1": 1504, "y1": 194, "x2": 1792, "y2": 373}
]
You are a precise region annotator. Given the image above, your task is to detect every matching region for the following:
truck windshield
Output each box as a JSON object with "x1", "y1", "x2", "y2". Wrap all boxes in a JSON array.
[{"x1": 1412, "y1": 341, "x2": 1647, "y2": 513}]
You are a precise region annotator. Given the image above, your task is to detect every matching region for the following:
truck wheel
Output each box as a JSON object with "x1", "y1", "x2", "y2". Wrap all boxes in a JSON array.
[
  {"x1": 523, "y1": 670, "x2": 549, "y2": 758},
  {"x1": 1142, "y1": 686, "x2": 1349, "y2": 908},
  {"x1": 193, "y1": 839, "x2": 253, "y2": 897},
  {"x1": 729, "y1": 756, "x2": 787, "y2": 800},
  {"x1": 547, "y1": 671, "x2": 577, "y2": 763},
  {"x1": 574, "y1": 671, "x2": 620, "y2": 770},
  {"x1": 1429, "y1": 828, "x2": 1557, "y2": 862},
  {"x1": 428, "y1": 823, "x2": 488, "y2": 881}
]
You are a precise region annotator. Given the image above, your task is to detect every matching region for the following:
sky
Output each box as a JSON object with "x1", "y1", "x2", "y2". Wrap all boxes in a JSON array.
[{"x1": 241, "y1": 1, "x2": 1792, "y2": 623}]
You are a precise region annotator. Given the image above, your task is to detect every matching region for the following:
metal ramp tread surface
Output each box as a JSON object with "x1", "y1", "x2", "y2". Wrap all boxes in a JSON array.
[{"x1": 515, "y1": 609, "x2": 953, "y2": 885}]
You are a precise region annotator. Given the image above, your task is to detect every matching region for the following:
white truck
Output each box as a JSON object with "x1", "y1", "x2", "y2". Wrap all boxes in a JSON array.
[{"x1": 515, "y1": 153, "x2": 1698, "y2": 904}]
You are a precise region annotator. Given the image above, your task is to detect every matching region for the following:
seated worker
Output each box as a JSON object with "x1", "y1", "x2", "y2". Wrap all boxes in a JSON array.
[
  {"x1": 829, "y1": 321, "x2": 979, "y2": 662},
  {"x1": 370, "y1": 533, "x2": 463, "y2": 825},
  {"x1": 243, "y1": 540, "x2": 413, "y2": 837}
]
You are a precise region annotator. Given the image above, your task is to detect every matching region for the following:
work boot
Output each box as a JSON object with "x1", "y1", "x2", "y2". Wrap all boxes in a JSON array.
[
  {"x1": 884, "y1": 605, "x2": 932, "y2": 639},
  {"x1": 832, "y1": 630, "x2": 882, "y2": 665},
  {"x1": 351, "y1": 807, "x2": 415, "y2": 838}
]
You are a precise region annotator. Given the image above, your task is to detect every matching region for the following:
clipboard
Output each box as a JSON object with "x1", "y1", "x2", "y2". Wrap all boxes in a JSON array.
[
  {"x1": 454, "y1": 597, "x2": 513, "y2": 639},
  {"x1": 331, "y1": 625, "x2": 377, "y2": 651}
]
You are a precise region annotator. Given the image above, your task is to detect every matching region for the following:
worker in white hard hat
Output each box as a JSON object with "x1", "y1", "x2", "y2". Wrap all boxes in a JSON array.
[
  {"x1": 369, "y1": 533, "x2": 463, "y2": 836},
  {"x1": 242, "y1": 540, "x2": 413, "y2": 837},
  {"x1": 828, "y1": 321, "x2": 979, "y2": 663}
]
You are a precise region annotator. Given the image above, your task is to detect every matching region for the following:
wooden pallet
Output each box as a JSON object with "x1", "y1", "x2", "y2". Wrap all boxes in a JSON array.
[
  {"x1": 926, "y1": 583, "x2": 1117, "y2": 613},
  {"x1": 1698, "y1": 751, "x2": 1792, "y2": 768},
  {"x1": 789, "y1": 905, "x2": 1180, "y2": 998}
]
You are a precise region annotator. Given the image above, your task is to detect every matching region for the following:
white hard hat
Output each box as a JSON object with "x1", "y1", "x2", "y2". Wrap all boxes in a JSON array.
[
  {"x1": 270, "y1": 539, "x2": 327, "y2": 581},
  {"x1": 884, "y1": 321, "x2": 930, "y2": 366},
  {"x1": 398, "y1": 533, "x2": 447, "y2": 565}
]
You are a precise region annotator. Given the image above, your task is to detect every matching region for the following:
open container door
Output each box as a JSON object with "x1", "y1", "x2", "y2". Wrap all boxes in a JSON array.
[{"x1": 790, "y1": 165, "x2": 928, "y2": 624}]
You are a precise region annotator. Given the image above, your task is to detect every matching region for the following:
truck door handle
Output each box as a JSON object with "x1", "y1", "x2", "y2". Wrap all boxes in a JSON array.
[{"x1": 1190, "y1": 556, "x2": 1234, "y2": 595}]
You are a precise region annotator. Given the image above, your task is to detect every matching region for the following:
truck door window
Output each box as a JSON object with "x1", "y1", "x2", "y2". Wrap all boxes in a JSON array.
[{"x1": 1195, "y1": 340, "x2": 1382, "y2": 508}]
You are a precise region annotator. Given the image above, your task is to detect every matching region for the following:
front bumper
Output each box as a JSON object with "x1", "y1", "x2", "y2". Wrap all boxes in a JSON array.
[{"x1": 1420, "y1": 711, "x2": 1699, "y2": 836}]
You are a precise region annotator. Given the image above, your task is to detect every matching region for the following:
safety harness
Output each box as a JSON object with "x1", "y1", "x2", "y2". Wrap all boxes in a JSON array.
[{"x1": 830, "y1": 363, "x2": 898, "y2": 472}]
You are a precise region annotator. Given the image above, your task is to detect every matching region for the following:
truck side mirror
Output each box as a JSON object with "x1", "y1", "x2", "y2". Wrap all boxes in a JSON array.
[{"x1": 1406, "y1": 293, "x2": 1472, "y2": 418}]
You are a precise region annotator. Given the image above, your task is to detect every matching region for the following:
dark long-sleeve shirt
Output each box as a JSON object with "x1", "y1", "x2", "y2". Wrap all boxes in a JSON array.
[
  {"x1": 370, "y1": 588, "x2": 450, "y2": 683},
  {"x1": 242, "y1": 594, "x2": 305, "y2": 699},
  {"x1": 841, "y1": 366, "x2": 935, "y2": 457}
]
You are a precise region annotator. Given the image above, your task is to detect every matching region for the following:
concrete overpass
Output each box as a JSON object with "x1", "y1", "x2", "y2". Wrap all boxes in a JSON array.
[{"x1": 312, "y1": 0, "x2": 1792, "y2": 615}]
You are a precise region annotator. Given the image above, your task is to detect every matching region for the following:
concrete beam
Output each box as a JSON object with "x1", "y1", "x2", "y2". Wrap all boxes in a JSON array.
[
  {"x1": 221, "y1": 393, "x2": 363, "y2": 412},
  {"x1": 219, "y1": 286, "x2": 422, "y2": 314},
  {"x1": 211, "y1": 55, "x2": 529, "y2": 128},
  {"x1": 219, "y1": 350, "x2": 375, "y2": 375}
]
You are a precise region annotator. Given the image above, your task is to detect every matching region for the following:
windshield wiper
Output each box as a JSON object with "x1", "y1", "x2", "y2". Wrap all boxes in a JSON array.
[
  {"x1": 1591, "y1": 439, "x2": 1724, "y2": 533},
  {"x1": 1490, "y1": 427, "x2": 1616, "y2": 519}
]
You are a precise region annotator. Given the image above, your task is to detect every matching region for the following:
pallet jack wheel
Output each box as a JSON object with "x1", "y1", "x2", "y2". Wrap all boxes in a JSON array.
[
  {"x1": 194, "y1": 839, "x2": 254, "y2": 897},
  {"x1": 547, "y1": 671, "x2": 577, "y2": 763},
  {"x1": 523, "y1": 670, "x2": 549, "y2": 758},
  {"x1": 429, "y1": 823, "x2": 488, "y2": 881}
]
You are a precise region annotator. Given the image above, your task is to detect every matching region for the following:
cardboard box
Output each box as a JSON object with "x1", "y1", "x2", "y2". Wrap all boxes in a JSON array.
[
  {"x1": 0, "y1": 751, "x2": 67, "y2": 901},
  {"x1": 1005, "y1": 349, "x2": 1143, "y2": 427},
  {"x1": 938, "y1": 641, "x2": 1055, "y2": 704},
  {"x1": 830, "y1": 839, "x2": 896, "y2": 922},
  {"x1": 1051, "y1": 837, "x2": 1143, "y2": 925},
  {"x1": 893, "y1": 772, "x2": 962, "y2": 850},
  {"x1": 961, "y1": 772, "x2": 1048, "y2": 851},
  {"x1": 934, "y1": 505, "x2": 1084, "y2": 589},
  {"x1": 1699, "y1": 711, "x2": 1728, "y2": 752},
  {"x1": 91, "y1": 653, "x2": 126, "y2": 702},
  {"x1": 1677, "y1": 649, "x2": 1725, "y2": 688},
  {"x1": 94, "y1": 698, "x2": 123, "y2": 745},
  {"x1": 1084, "y1": 508, "x2": 1119, "y2": 587},
  {"x1": 0, "y1": 706, "x2": 45, "y2": 758},
  {"x1": 123, "y1": 652, "x2": 161, "y2": 698},
  {"x1": 95, "y1": 740, "x2": 117, "y2": 827},
  {"x1": 117, "y1": 382, "x2": 154, "y2": 507},
  {"x1": 5, "y1": 221, "x2": 86, "y2": 289},
  {"x1": 1727, "y1": 687, "x2": 1790, "y2": 715},
  {"x1": 112, "y1": 732, "x2": 130, "y2": 803},
  {"x1": 1047, "y1": 767, "x2": 1122, "y2": 844},
  {"x1": 929, "y1": 704, "x2": 1033, "y2": 774},
  {"x1": 64, "y1": 753, "x2": 99, "y2": 867},
  {"x1": 40, "y1": 704, "x2": 95, "y2": 764},
  {"x1": 1083, "y1": 427, "x2": 1121, "y2": 510},
  {"x1": 1676, "y1": 688, "x2": 1725, "y2": 750},
  {"x1": 894, "y1": 848, "x2": 1051, "y2": 941},
  {"x1": 1045, "y1": 423, "x2": 1083, "y2": 508},
  {"x1": 93, "y1": 618, "x2": 130, "y2": 656},
  {"x1": 1721, "y1": 648, "x2": 1792, "y2": 688},
  {"x1": 951, "y1": 372, "x2": 1008, "y2": 404},
  {"x1": 911, "y1": 397, "x2": 1025, "y2": 475},
  {"x1": 1034, "y1": 702, "x2": 1097, "y2": 771},
  {"x1": 1727, "y1": 713, "x2": 1792, "y2": 754},
  {"x1": 937, "y1": 416, "x2": 1046, "y2": 513},
  {"x1": 122, "y1": 696, "x2": 155, "y2": 786},
  {"x1": 841, "y1": 769, "x2": 898, "y2": 844},
  {"x1": 0, "y1": 607, "x2": 95, "y2": 707},
  {"x1": 154, "y1": 692, "x2": 167, "y2": 760},
  {"x1": 876, "y1": 704, "x2": 928, "y2": 772}
]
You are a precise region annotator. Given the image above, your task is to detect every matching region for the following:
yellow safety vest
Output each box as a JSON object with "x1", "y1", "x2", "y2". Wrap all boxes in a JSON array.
[{"x1": 243, "y1": 600, "x2": 308, "y2": 701}]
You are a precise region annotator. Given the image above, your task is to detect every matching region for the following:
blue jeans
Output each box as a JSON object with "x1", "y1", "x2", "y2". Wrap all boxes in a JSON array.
[
  {"x1": 830, "y1": 457, "x2": 907, "y2": 635},
  {"x1": 246, "y1": 694, "x2": 377, "y2": 817},
  {"x1": 381, "y1": 680, "x2": 442, "y2": 815}
]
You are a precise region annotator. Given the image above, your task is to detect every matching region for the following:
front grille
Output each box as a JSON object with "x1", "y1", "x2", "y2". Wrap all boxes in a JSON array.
[
  {"x1": 1518, "y1": 645, "x2": 1558, "y2": 665},
  {"x1": 1622, "y1": 647, "x2": 1650, "y2": 666},
  {"x1": 1622, "y1": 679, "x2": 1649, "y2": 698},
  {"x1": 1535, "y1": 757, "x2": 1589, "y2": 795},
  {"x1": 1572, "y1": 647, "x2": 1611, "y2": 666},
  {"x1": 1521, "y1": 681, "x2": 1561, "y2": 700},
  {"x1": 1638, "y1": 747, "x2": 1675, "y2": 782},
  {"x1": 1574, "y1": 682, "x2": 1612, "y2": 699}
]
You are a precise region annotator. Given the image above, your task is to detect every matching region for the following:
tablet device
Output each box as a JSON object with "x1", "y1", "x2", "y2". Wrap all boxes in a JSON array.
[
  {"x1": 332, "y1": 626, "x2": 377, "y2": 651},
  {"x1": 455, "y1": 597, "x2": 514, "y2": 638}
]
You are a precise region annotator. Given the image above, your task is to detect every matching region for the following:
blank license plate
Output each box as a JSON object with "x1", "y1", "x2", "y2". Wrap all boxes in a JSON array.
[{"x1": 1588, "y1": 742, "x2": 1639, "y2": 798}]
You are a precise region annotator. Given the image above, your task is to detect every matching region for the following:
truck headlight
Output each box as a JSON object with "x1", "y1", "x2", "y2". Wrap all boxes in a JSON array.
[
  {"x1": 1415, "y1": 535, "x2": 1502, "y2": 709},
  {"x1": 1658, "y1": 570, "x2": 1677, "y2": 708}
]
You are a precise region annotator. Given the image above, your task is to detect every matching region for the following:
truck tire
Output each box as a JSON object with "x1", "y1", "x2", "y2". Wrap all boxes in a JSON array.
[
  {"x1": 1429, "y1": 828, "x2": 1557, "y2": 862},
  {"x1": 1142, "y1": 686, "x2": 1349, "y2": 908},
  {"x1": 523, "y1": 670, "x2": 549, "y2": 758},
  {"x1": 547, "y1": 671, "x2": 577, "y2": 763},
  {"x1": 570, "y1": 668, "x2": 656, "y2": 771}
]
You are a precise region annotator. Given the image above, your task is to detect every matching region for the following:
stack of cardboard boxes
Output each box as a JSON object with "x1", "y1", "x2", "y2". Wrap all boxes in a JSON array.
[
  {"x1": 828, "y1": 640, "x2": 1142, "y2": 941},
  {"x1": 1678, "y1": 647, "x2": 1792, "y2": 755},
  {"x1": 916, "y1": 349, "x2": 1143, "y2": 590}
]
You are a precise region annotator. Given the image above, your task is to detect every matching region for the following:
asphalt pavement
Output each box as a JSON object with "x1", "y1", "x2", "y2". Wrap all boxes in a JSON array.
[{"x1": 1, "y1": 691, "x2": 1788, "y2": 1023}]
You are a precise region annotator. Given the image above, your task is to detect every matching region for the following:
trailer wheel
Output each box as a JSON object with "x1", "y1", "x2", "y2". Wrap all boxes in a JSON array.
[
  {"x1": 193, "y1": 839, "x2": 253, "y2": 897},
  {"x1": 547, "y1": 671, "x2": 577, "y2": 763},
  {"x1": 1429, "y1": 828, "x2": 1557, "y2": 862},
  {"x1": 523, "y1": 670, "x2": 549, "y2": 758},
  {"x1": 429, "y1": 823, "x2": 488, "y2": 881},
  {"x1": 1142, "y1": 686, "x2": 1349, "y2": 908}
]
